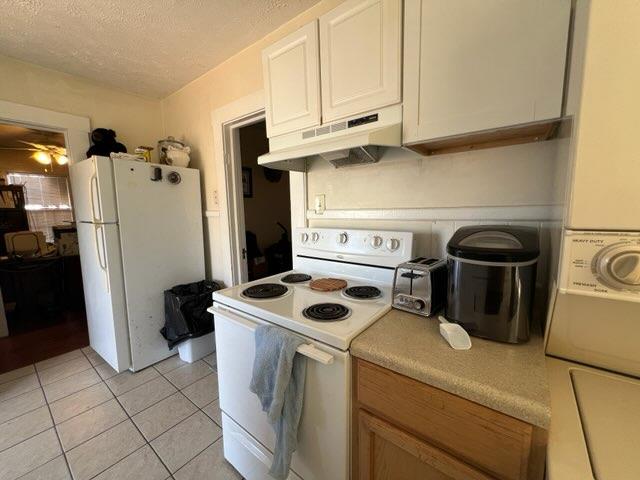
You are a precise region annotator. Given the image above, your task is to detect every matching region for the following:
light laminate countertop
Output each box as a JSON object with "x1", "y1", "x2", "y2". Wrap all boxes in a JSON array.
[{"x1": 351, "y1": 308, "x2": 550, "y2": 428}]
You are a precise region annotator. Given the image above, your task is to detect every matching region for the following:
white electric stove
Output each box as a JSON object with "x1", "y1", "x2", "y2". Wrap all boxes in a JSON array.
[{"x1": 211, "y1": 228, "x2": 415, "y2": 480}]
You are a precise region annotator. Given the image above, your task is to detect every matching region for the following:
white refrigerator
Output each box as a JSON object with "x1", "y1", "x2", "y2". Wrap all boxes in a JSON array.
[{"x1": 70, "y1": 156, "x2": 205, "y2": 372}]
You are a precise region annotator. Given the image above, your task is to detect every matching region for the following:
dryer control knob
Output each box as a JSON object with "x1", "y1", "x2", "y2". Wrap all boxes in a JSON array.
[
  {"x1": 594, "y1": 242, "x2": 640, "y2": 292},
  {"x1": 311, "y1": 232, "x2": 320, "y2": 243},
  {"x1": 301, "y1": 233, "x2": 309, "y2": 244},
  {"x1": 338, "y1": 232, "x2": 349, "y2": 244}
]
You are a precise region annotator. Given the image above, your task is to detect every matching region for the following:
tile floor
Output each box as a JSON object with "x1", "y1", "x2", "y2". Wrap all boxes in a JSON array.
[{"x1": 0, "y1": 347, "x2": 242, "y2": 480}]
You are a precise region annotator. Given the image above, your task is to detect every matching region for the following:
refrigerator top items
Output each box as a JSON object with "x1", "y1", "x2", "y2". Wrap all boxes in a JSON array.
[
  {"x1": 70, "y1": 156, "x2": 205, "y2": 373},
  {"x1": 445, "y1": 225, "x2": 539, "y2": 344}
]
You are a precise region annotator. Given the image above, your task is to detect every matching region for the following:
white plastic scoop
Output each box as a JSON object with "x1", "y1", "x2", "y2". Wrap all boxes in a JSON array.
[{"x1": 438, "y1": 316, "x2": 472, "y2": 350}]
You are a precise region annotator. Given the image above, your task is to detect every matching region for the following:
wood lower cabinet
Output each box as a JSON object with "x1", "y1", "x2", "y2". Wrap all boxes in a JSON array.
[
  {"x1": 352, "y1": 359, "x2": 547, "y2": 480},
  {"x1": 358, "y1": 410, "x2": 493, "y2": 480}
]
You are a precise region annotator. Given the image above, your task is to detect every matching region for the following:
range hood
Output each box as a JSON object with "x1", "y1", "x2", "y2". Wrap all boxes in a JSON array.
[{"x1": 258, "y1": 105, "x2": 402, "y2": 172}]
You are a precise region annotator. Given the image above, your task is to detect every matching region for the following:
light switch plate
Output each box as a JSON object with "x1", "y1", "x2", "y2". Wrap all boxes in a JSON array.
[{"x1": 314, "y1": 194, "x2": 326, "y2": 214}]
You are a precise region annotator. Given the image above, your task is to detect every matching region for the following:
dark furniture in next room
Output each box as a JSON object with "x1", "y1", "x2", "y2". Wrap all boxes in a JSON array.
[{"x1": 0, "y1": 185, "x2": 29, "y2": 256}]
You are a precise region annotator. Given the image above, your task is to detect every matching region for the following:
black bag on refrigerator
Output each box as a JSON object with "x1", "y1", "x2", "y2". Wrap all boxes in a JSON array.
[{"x1": 160, "y1": 280, "x2": 222, "y2": 349}]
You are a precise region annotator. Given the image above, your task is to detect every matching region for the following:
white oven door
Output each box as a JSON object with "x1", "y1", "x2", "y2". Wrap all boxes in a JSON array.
[{"x1": 212, "y1": 303, "x2": 349, "y2": 480}]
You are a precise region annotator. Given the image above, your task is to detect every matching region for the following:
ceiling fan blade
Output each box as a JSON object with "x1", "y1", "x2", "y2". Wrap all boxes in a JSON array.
[
  {"x1": 17, "y1": 140, "x2": 49, "y2": 150},
  {"x1": 0, "y1": 146, "x2": 39, "y2": 151}
]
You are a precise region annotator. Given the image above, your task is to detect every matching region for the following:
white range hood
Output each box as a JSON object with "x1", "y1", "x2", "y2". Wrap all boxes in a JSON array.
[{"x1": 258, "y1": 105, "x2": 402, "y2": 172}]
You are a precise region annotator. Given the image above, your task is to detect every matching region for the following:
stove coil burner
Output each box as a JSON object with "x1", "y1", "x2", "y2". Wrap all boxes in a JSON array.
[
  {"x1": 281, "y1": 273, "x2": 312, "y2": 284},
  {"x1": 242, "y1": 283, "x2": 288, "y2": 299},
  {"x1": 344, "y1": 286, "x2": 382, "y2": 300},
  {"x1": 303, "y1": 303, "x2": 351, "y2": 322}
]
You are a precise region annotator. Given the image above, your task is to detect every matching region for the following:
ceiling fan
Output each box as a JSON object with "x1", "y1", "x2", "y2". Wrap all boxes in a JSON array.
[{"x1": 0, "y1": 141, "x2": 68, "y2": 165}]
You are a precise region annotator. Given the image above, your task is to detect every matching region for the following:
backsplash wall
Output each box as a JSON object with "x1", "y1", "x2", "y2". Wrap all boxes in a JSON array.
[
  {"x1": 306, "y1": 139, "x2": 566, "y2": 210},
  {"x1": 306, "y1": 136, "x2": 571, "y2": 327}
]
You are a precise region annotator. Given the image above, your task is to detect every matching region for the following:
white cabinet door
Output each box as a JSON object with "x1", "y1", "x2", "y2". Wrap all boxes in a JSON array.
[
  {"x1": 263, "y1": 21, "x2": 321, "y2": 138},
  {"x1": 319, "y1": 0, "x2": 402, "y2": 122},
  {"x1": 403, "y1": 0, "x2": 570, "y2": 144}
]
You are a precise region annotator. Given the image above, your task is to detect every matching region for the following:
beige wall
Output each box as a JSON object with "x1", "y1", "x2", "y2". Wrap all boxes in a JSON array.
[
  {"x1": 0, "y1": 55, "x2": 163, "y2": 159},
  {"x1": 159, "y1": 0, "x2": 573, "y2": 286},
  {"x1": 160, "y1": 0, "x2": 345, "y2": 212},
  {"x1": 307, "y1": 140, "x2": 563, "y2": 210},
  {"x1": 239, "y1": 122, "x2": 290, "y2": 253},
  {"x1": 160, "y1": 0, "x2": 343, "y2": 283}
]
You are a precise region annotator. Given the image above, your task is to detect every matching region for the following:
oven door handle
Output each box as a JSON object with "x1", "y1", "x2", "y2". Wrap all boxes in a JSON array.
[
  {"x1": 210, "y1": 304, "x2": 335, "y2": 365},
  {"x1": 296, "y1": 344, "x2": 334, "y2": 365}
]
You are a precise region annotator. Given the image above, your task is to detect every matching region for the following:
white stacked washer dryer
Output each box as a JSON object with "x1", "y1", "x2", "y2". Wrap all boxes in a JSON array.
[
  {"x1": 211, "y1": 228, "x2": 414, "y2": 480},
  {"x1": 544, "y1": 1, "x2": 640, "y2": 478}
]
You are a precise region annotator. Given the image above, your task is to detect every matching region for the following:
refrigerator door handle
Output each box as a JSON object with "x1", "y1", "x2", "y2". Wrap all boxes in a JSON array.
[
  {"x1": 94, "y1": 225, "x2": 109, "y2": 292},
  {"x1": 90, "y1": 173, "x2": 102, "y2": 223}
]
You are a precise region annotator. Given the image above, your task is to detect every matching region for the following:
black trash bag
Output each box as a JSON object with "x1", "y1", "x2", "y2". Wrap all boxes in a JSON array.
[{"x1": 160, "y1": 280, "x2": 222, "y2": 349}]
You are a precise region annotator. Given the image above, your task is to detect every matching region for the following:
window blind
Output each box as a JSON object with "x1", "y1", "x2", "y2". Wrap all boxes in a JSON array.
[{"x1": 6, "y1": 173, "x2": 73, "y2": 242}]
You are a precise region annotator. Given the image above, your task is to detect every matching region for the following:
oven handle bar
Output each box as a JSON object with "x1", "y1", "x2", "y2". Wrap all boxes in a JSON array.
[
  {"x1": 210, "y1": 304, "x2": 335, "y2": 365},
  {"x1": 296, "y1": 344, "x2": 334, "y2": 365}
]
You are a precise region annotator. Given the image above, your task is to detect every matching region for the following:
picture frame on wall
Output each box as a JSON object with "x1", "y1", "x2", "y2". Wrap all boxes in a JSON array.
[{"x1": 242, "y1": 167, "x2": 253, "y2": 198}]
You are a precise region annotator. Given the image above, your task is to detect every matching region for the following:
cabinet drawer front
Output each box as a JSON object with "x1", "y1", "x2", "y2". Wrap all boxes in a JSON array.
[{"x1": 355, "y1": 359, "x2": 534, "y2": 480}]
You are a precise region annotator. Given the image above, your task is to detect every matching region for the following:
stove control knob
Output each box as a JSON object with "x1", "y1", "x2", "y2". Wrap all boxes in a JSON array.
[
  {"x1": 311, "y1": 232, "x2": 320, "y2": 243},
  {"x1": 386, "y1": 238, "x2": 400, "y2": 251},
  {"x1": 301, "y1": 233, "x2": 309, "y2": 244},
  {"x1": 338, "y1": 232, "x2": 349, "y2": 244},
  {"x1": 370, "y1": 235, "x2": 383, "y2": 248}
]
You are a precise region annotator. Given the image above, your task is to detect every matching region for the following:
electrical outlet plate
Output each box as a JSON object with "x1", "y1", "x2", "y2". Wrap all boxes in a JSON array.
[{"x1": 314, "y1": 194, "x2": 326, "y2": 214}]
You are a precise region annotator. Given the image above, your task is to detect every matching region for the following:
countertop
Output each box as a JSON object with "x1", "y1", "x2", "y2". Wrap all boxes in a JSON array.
[{"x1": 351, "y1": 309, "x2": 551, "y2": 428}]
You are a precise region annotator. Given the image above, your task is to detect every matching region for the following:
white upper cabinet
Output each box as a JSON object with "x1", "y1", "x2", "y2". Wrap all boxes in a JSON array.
[
  {"x1": 262, "y1": 21, "x2": 321, "y2": 138},
  {"x1": 319, "y1": 0, "x2": 402, "y2": 123},
  {"x1": 403, "y1": 0, "x2": 571, "y2": 144}
]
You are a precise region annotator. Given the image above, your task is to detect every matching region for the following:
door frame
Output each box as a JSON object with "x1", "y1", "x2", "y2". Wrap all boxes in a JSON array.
[
  {"x1": 0, "y1": 100, "x2": 90, "y2": 339},
  {"x1": 211, "y1": 91, "x2": 307, "y2": 287},
  {"x1": 0, "y1": 100, "x2": 91, "y2": 167}
]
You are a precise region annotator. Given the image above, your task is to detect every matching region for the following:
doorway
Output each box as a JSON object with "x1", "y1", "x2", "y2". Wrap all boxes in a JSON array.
[
  {"x1": 211, "y1": 92, "x2": 306, "y2": 288},
  {"x1": 238, "y1": 121, "x2": 292, "y2": 281},
  {"x1": 0, "y1": 106, "x2": 91, "y2": 373}
]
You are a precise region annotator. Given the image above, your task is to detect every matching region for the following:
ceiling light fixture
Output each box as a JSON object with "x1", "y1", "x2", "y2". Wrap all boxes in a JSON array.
[
  {"x1": 55, "y1": 154, "x2": 69, "y2": 165},
  {"x1": 33, "y1": 151, "x2": 52, "y2": 165}
]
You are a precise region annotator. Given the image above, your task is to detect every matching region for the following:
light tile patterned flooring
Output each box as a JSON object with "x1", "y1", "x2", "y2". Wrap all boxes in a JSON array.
[{"x1": 0, "y1": 347, "x2": 242, "y2": 480}]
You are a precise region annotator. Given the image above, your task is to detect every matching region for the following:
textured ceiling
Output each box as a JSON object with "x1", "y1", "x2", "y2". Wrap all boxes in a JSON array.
[
  {"x1": 0, "y1": 0, "x2": 321, "y2": 98},
  {"x1": 0, "y1": 124, "x2": 65, "y2": 149}
]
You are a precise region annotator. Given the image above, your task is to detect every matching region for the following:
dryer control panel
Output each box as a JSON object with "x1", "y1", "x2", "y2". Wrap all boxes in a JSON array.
[{"x1": 559, "y1": 231, "x2": 640, "y2": 302}]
